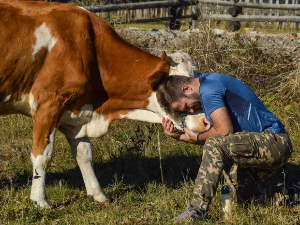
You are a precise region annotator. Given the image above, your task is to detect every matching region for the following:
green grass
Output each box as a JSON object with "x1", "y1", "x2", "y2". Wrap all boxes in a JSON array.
[
  {"x1": 1, "y1": 97, "x2": 300, "y2": 224},
  {"x1": 114, "y1": 21, "x2": 191, "y2": 31},
  {"x1": 115, "y1": 22, "x2": 167, "y2": 30}
]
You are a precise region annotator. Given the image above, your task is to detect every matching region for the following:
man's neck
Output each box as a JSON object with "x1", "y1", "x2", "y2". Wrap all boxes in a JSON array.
[{"x1": 191, "y1": 78, "x2": 200, "y2": 95}]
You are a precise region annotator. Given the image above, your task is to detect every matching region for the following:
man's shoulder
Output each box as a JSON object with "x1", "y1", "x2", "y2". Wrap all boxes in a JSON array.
[
  {"x1": 199, "y1": 73, "x2": 237, "y2": 80},
  {"x1": 199, "y1": 79, "x2": 226, "y2": 96}
]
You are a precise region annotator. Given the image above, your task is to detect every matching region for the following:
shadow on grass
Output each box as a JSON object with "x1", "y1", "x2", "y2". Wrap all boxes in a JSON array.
[
  {"x1": 0, "y1": 153, "x2": 201, "y2": 191},
  {"x1": 50, "y1": 154, "x2": 202, "y2": 191},
  {"x1": 2, "y1": 153, "x2": 300, "y2": 195}
]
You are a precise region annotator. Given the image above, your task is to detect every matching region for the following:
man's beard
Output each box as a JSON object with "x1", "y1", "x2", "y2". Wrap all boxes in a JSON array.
[
  {"x1": 188, "y1": 93, "x2": 202, "y2": 111},
  {"x1": 189, "y1": 93, "x2": 201, "y2": 101}
]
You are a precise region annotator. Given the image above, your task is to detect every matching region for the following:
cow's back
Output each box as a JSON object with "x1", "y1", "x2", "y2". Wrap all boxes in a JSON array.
[{"x1": 0, "y1": 1, "x2": 98, "y2": 114}]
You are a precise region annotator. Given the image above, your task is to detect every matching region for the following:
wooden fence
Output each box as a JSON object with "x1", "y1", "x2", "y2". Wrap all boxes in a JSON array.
[
  {"x1": 49, "y1": 0, "x2": 300, "y2": 30},
  {"x1": 83, "y1": 0, "x2": 200, "y2": 29},
  {"x1": 79, "y1": 0, "x2": 300, "y2": 29},
  {"x1": 199, "y1": 0, "x2": 300, "y2": 29}
]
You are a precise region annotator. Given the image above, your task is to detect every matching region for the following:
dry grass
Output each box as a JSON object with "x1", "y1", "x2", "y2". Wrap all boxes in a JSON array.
[
  {"x1": 276, "y1": 64, "x2": 300, "y2": 103},
  {"x1": 118, "y1": 18, "x2": 298, "y2": 100}
]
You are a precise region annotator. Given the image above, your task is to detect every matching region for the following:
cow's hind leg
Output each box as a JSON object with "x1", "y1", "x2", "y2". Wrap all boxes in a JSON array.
[
  {"x1": 66, "y1": 137, "x2": 109, "y2": 203},
  {"x1": 30, "y1": 105, "x2": 61, "y2": 208}
]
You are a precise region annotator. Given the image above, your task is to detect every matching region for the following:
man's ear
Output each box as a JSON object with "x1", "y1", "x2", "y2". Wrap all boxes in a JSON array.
[{"x1": 181, "y1": 85, "x2": 192, "y2": 94}]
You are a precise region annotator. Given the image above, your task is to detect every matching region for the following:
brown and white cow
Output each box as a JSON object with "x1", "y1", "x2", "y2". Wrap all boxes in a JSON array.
[{"x1": 0, "y1": 1, "x2": 206, "y2": 208}]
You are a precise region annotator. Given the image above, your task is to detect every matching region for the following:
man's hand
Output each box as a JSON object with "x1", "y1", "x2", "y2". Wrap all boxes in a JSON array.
[
  {"x1": 162, "y1": 107, "x2": 233, "y2": 144},
  {"x1": 162, "y1": 118, "x2": 199, "y2": 144},
  {"x1": 181, "y1": 128, "x2": 199, "y2": 143},
  {"x1": 162, "y1": 117, "x2": 182, "y2": 140}
]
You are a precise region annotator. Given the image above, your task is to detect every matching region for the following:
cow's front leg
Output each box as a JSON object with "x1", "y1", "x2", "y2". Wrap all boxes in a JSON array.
[
  {"x1": 30, "y1": 106, "x2": 60, "y2": 208},
  {"x1": 66, "y1": 137, "x2": 109, "y2": 203}
]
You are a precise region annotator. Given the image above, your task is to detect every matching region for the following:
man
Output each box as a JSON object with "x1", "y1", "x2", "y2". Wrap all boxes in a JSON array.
[{"x1": 157, "y1": 73, "x2": 293, "y2": 221}]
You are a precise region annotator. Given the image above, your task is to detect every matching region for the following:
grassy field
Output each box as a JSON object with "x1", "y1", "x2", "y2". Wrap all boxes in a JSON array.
[
  {"x1": 1, "y1": 23, "x2": 300, "y2": 224},
  {"x1": 1, "y1": 101, "x2": 300, "y2": 224}
]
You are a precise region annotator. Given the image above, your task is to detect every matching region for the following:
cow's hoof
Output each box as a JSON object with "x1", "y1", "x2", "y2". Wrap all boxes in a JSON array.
[
  {"x1": 99, "y1": 200, "x2": 110, "y2": 206},
  {"x1": 87, "y1": 195, "x2": 94, "y2": 201},
  {"x1": 32, "y1": 199, "x2": 52, "y2": 209},
  {"x1": 88, "y1": 194, "x2": 110, "y2": 205}
]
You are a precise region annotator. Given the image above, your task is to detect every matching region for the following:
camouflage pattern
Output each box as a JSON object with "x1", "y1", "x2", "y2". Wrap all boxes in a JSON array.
[{"x1": 191, "y1": 130, "x2": 293, "y2": 211}]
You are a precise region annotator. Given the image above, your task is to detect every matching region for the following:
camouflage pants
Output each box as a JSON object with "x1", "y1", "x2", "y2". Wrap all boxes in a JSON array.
[{"x1": 191, "y1": 130, "x2": 293, "y2": 211}]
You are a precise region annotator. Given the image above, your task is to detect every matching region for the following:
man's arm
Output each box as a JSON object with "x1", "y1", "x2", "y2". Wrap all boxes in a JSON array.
[
  {"x1": 162, "y1": 106, "x2": 233, "y2": 144},
  {"x1": 197, "y1": 106, "x2": 234, "y2": 142}
]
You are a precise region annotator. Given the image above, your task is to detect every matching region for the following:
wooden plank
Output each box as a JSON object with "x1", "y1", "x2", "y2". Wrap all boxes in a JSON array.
[
  {"x1": 210, "y1": 14, "x2": 300, "y2": 22},
  {"x1": 198, "y1": 0, "x2": 300, "y2": 10},
  {"x1": 116, "y1": 14, "x2": 195, "y2": 23},
  {"x1": 84, "y1": 0, "x2": 199, "y2": 13},
  {"x1": 276, "y1": 0, "x2": 280, "y2": 29},
  {"x1": 105, "y1": 13, "x2": 300, "y2": 23}
]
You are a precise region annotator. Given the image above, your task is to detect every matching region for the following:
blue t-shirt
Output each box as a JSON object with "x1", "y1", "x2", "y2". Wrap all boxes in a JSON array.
[{"x1": 199, "y1": 73, "x2": 286, "y2": 134}]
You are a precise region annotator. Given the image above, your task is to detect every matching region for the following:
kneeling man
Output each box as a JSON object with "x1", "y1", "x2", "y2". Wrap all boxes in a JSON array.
[{"x1": 157, "y1": 73, "x2": 293, "y2": 221}]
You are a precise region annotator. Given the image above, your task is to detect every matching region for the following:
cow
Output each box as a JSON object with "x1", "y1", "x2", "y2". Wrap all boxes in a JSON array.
[{"x1": 0, "y1": 1, "x2": 207, "y2": 208}]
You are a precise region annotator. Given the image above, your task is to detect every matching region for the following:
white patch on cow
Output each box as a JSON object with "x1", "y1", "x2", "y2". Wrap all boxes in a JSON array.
[
  {"x1": 61, "y1": 104, "x2": 94, "y2": 127},
  {"x1": 147, "y1": 92, "x2": 183, "y2": 129},
  {"x1": 120, "y1": 92, "x2": 183, "y2": 130},
  {"x1": 3, "y1": 95, "x2": 11, "y2": 102},
  {"x1": 32, "y1": 23, "x2": 57, "y2": 58},
  {"x1": 169, "y1": 63, "x2": 190, "y2": 77},
  {"x1": 168, "y1": 51, "x2": 198, "y2": 77},
  {"x1": 146, "y1": 92, "x2": 169, "y2": 119},
  {"x1": 2, "y1": 93, "x2": 38, "y2": 116},
  {"x1": 77, "y1": 113, "x2": 110, "y2": 138},
  {"x1": 60, "y1": 106, "x2": 110, "y2": 139},
  {"x1": 29, "y1": 92, "x2": 38, "y2": 112},
  {"x1": 30, "y1": 129, "x2": 56, "y2": 208},
  {"x1": 120, "y1": 109, "x2": 162, "y2": 123},
  {"x1": 9, "y1": 94, "x2": 32, "y2": 116}
]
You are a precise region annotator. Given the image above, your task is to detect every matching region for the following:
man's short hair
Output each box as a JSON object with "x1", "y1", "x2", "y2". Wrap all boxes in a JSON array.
[{"x1": 156, "y1": 75, "x2": 194, "y2": 115}]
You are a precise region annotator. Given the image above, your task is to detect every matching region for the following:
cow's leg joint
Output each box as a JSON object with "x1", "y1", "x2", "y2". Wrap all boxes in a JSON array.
[
  {"x1": 30, "y1": 111, "x2": 58, "y2": 209},
  {"x1": 66, "y1": 136, "x2": 109, "y2": 203}
]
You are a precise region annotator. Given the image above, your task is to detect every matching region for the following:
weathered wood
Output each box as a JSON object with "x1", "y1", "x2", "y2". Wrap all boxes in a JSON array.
[
  {"x1": 84, "y1": 0, "x2": 199, "y2": 13},
  {"x1": 117, "y1": 14, "x2": 197, "y2": 23},
  {"x1": 199, "y1": 0, "x2": 300, "y2": 10},
  {"x1": 79, "y1": 0, "x2": 300, "y2": 27},
  {"x1": 210, "y1": 14, "x2": 300, "y2": 22}
]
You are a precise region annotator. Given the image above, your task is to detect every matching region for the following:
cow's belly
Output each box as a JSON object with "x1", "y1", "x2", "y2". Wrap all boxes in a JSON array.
[
  {"x1": 0, "y1": 94, "x2": 33, "y2": 116},
  {"x1": 60, "y1": 104, "x2": 94, "y2": 127},
  {"x1": 60, "y1": 105, "x2": 111, "y2": 139}
]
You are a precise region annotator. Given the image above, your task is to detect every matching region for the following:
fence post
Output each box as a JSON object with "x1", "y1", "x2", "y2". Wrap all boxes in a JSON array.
[
  {"x1": 191, "y1": 5, "x2": 201, "y2": 28},
  {"x1": 292, "y1": 0, "x2": 296, "y2": 30},
  {"x1": 276, "y1": 0, "x2": 280, "y2": 29},
  {"x1": 283, "y1": 0, "x2": 288, "y2": 29},
  {"x1": 167, "y1": 5, "x2": 182, "y2": 30},
  {"x1": 268, "y1": 0, "x2": 271, "y2": 28}
]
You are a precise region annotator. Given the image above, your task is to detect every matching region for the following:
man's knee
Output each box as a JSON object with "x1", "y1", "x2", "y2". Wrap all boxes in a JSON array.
[{"x1": 203, "y1": 136, "x2": 228, "y2": 160}]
